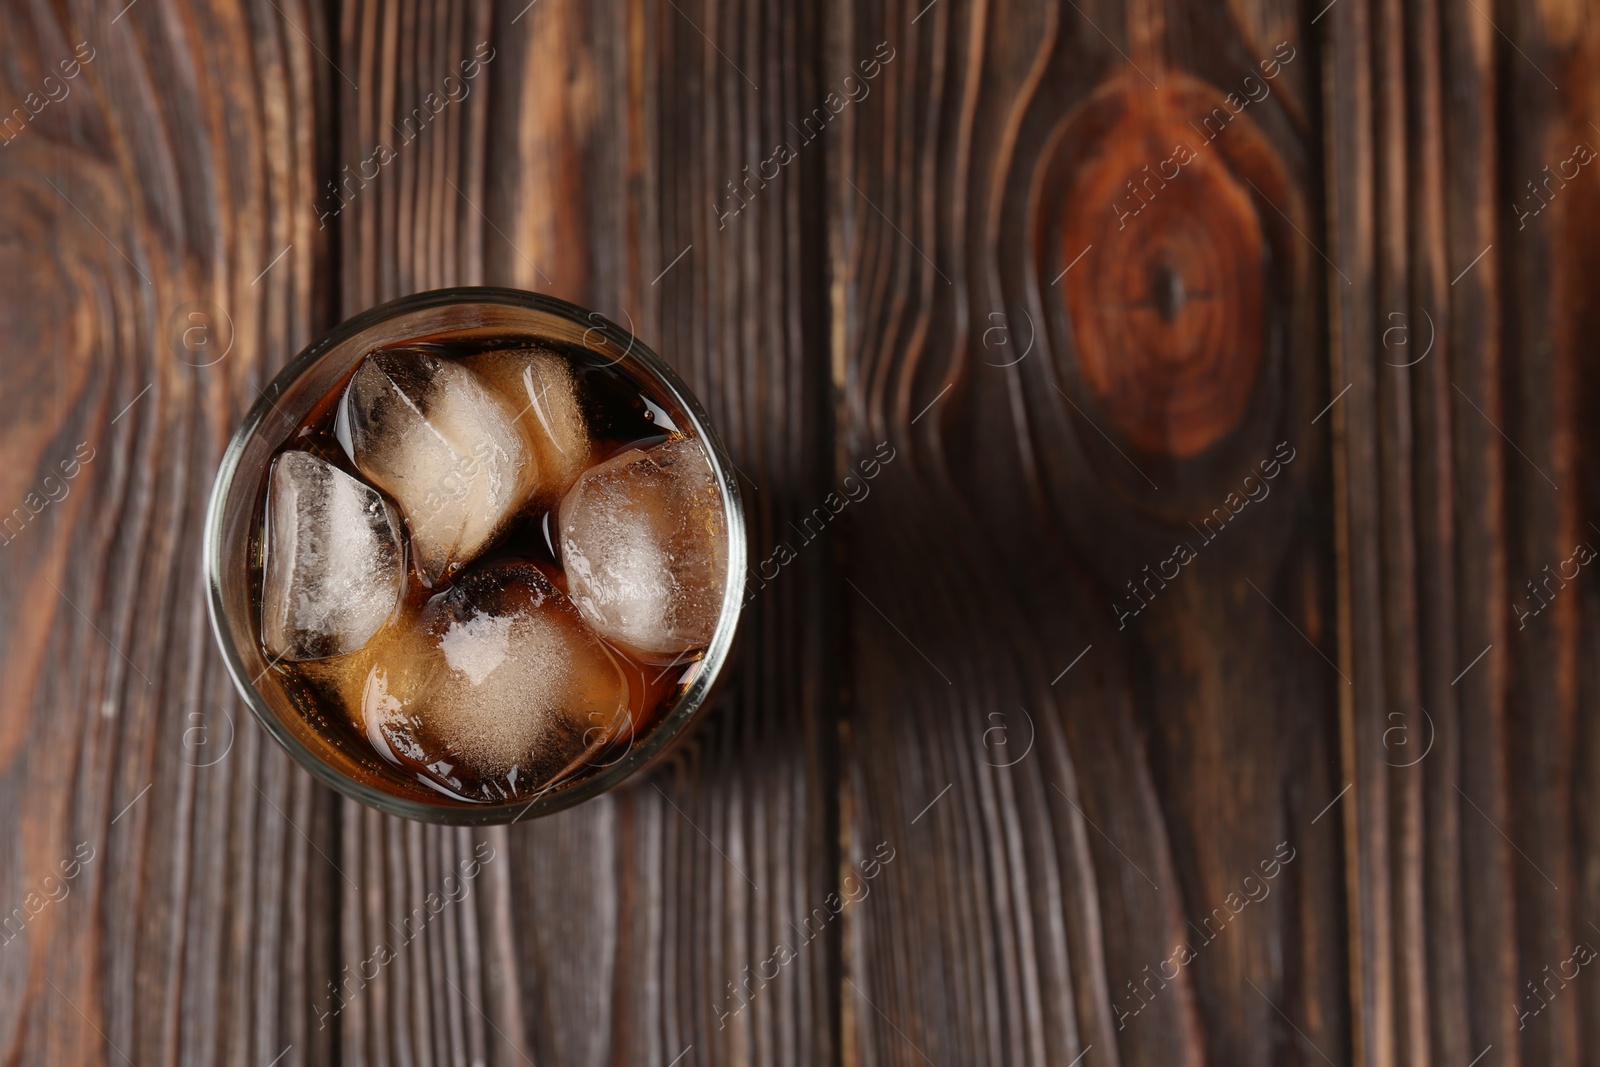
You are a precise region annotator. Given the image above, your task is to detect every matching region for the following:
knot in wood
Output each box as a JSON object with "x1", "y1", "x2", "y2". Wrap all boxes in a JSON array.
[{"x1": 1055, "y1": 82, "x2": 1268, "y2": 459}]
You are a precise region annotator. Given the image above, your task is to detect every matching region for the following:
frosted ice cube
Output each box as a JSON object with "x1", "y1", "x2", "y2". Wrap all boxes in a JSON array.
[
  {"x1": 466, "y1": 347, "x2": 594, "y2": 503},
  {"x1": 558, "y1": 436, "x2": 729, "y2": 658},
  {"x1": 260, "y1": 450, "x2": 404, "y2": 661},
  {"x1": 338, "y1": 347, "x2": 538, "y2": 584},
  {"x1": 416, "y1": 562, "x2": 631, "y2": 788}
]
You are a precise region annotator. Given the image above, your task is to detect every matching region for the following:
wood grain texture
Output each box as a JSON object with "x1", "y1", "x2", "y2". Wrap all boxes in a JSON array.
[
  {"x1": 0, "y1": 0, "x2": 339, "y2": 1064},
  {"x1": 2, "y1": 0, "x2": 1599, "y2": 1064},
  {"x1": 834, "y1": 1, "x2": 1346, "y2": 1064},
  {"x1": 1324, "y1": 0, "x2": 1600, "y2": 1064}
]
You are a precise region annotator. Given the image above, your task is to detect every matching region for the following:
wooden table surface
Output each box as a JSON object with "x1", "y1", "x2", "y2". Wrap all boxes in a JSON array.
[{"x1": 2, "y1": 0, "x2": 1595, "y2": 1063}]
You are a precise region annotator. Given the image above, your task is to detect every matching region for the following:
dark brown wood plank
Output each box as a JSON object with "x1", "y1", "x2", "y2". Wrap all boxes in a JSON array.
[
  {"x1": 329, "y1": 1, "x2": 838, "y2": 1063},
  {"x1": 0, "y1": 0, "x2": 340, "y2": 1064},
  {"x1": 1325, "y1": 0, "x2": 1600, "y2": 1062},
  {"x1": 833, "y1": 1, "x2": 1348, "y2": 1064},
  {"x1": 1493, "y1": 7, "x2": 1600, "y2": 1065}
]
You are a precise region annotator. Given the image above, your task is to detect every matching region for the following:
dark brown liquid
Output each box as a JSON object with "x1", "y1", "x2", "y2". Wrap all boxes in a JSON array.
[{"x1": 254, "y1": 334, "x2": 704, "y2": 806}]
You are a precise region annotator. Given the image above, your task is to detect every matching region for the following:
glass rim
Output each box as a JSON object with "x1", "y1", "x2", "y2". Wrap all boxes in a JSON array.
[{"x1": 203, "y1": 286, "x2": 747, "y2": 825}]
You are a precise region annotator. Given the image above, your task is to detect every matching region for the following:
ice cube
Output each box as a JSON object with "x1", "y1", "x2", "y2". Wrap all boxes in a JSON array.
[
  {"x1": 294, "y1": 609, "x2": 441, "y2": 772},
  {"x1": 558, "y1": 436, "x2": 729, "y2": 658},
  {"x1": 335, "y1": 609, "x2": 434, "y2": 755},
  {"x1": 294, "y1": 564, "x2": 630, "y2": 799},
  {"x1": 416, "y1": 562, "x2": 631, "y2": 789},
  {"x1": 338, "y1": 347, "x2": 538, "y2": 584},
  {"x1": 260, "y1": 450, "x2": 405, "y2": 661},
  {"x1": 466, "y1": 347, "x2": 594, "y2": 503}
]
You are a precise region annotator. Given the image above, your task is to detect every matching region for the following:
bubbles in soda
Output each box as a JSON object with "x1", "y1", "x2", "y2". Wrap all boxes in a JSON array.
[{"x1": 256, "y1": 334, "x2": 730, "y2": 805}]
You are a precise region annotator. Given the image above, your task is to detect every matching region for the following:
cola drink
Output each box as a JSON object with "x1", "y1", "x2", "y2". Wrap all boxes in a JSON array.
[{"x1": 253, "y1": 332, "x2": 732, "y2": 806}]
